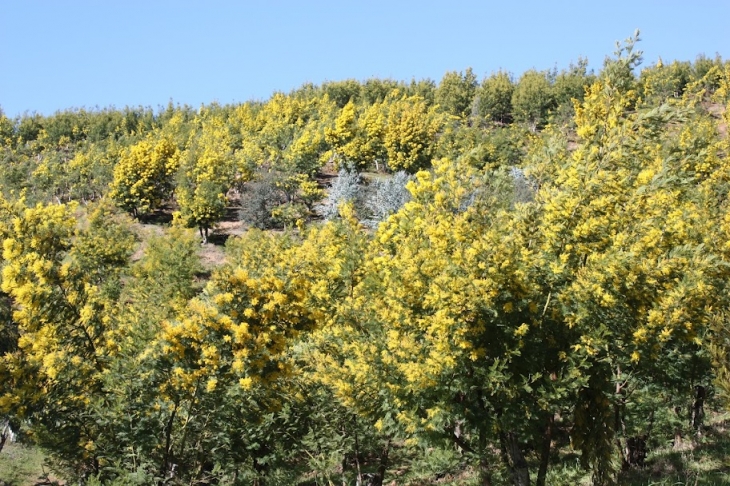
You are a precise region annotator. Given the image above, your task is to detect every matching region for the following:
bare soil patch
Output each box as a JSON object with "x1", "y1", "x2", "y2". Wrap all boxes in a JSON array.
[{"x1": 198, "y1": 210, "x2": 248, "y2": 270}]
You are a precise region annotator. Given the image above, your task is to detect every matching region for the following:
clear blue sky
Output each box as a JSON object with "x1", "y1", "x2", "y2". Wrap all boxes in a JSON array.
[{"x1": 1, "y1": 1, "x2": 728, "y2": 118}]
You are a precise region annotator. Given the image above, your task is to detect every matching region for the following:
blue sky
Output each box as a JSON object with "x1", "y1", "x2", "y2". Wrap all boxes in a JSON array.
[{"x1": 1, "y1": 1, "x2": 728, "y2": 118}]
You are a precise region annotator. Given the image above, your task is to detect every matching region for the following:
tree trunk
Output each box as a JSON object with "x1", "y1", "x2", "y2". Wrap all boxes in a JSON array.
[
  {"x1": 370, "y1": 439, "x2": 391, "y2": 486},
  {"x1": 478, "y1": 426, "x2": 493, "y2": 486},
  {"x1": 196, "y1": 454, "x2": 220, "y2": 485},
  {"x1": 478, "y1": 457, "x2": 493, "y2": 486},
  {"x1": 671, "y1": 405, "x2": 683, "y2": 450},
  {"x1": 354, "y1": 421, "x2": 363, "y2": 486},
  {"x1": 252, "y1": 443, "x2": 269, "y2": 486},
  {"x1": 450, "y1": 422, "x2": 492, "y2": 485},
  {"x1": 499, "y1": 430, "x2": 530, "y2": 486},
  {"x1": 160, "y1": 402, "x2": 178, "y2": 482},
  {"x1": 342, "y1": 454, "x2": 349, "y2": 486},
  {"x1": 625, "y1": 407, "x2": 653, "y2": 468},
  {"x1": 614, "y1": 374, "x2": 628, "y2": 470},
  {"x1": 536, "y1": 413, "x2": 554, "y2": 486},
  {"x1": 624, "y1": 436, "x2": 647, "y2": 468},
  {"x1": 691, "y1": 385, "x2": 706, "y2": 433},
  {"x1": 199, "y1": 226, "x2": 209, "y2": 244}
]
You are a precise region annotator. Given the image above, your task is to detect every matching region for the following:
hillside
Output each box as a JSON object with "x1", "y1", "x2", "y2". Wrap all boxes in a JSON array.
[{"x1": 1, "y1": 37, "x2": 730, "y2": 486}]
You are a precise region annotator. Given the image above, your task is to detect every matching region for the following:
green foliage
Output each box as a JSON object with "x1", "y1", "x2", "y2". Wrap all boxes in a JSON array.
[
  {"x1": 552, "y1": 58, "x2": 593, "y2": 106},
  {"x1": 689, "y1": 53, "x2": 725, "y2": 94},
  {"x1": 176, "y1": 179, "x2": 227, "y2": 242},
  {"x1": 550, "y1": 58, "x2": 594, "y2": 126},
  {"x1": 321, "y1": 78, "x2": 362, "y2": 107},
  {"x1": 362, "y1": 78, "x2": 403, "y2": 104},
  {"x1": 438, "y1": 123, "x2": 526, "y2": 170},
  {"x1": 0, "y1": 442, "x2": 56, "y2": 486},
  {"x1": 512, "y1": 69, "x2": 555, "y2": 131},
  {"x1": 173, "y1": 113, "x2": 237, "y2": 242},
  {"x1": 72, "y1": 199, "x2": 136, "y2": 298},
  {"x1": 0, "y1": 109, "x2": 15, "y2": 147},
  {"x1": 127, "y1": 226, "x2": 202, "y2": 311},
  {"x1": 66, "y1": 141, "x2": 119, "y2": 201},
  {"x1": 639, "y1": 58, "x2": 692, "y2": 106},
  {"x1": 435, "y1": 68, "x2": 479, "y2": 119},
  {"x1": 88, "y1": 227, "x2": 201, "y2": 480},
  {"x1": 601, "y1": 30, "x2": 643, "y2": 96},
  {"x1": 16, "y1": 113, "x2": 43, "y2": 145},
  {"x1": 0, "y1": 198, "x2": 136, "y2": 479},
  {"x1": 406, "y1": 77, "x2": 437, "y2": 105},
  {"x1": 476, "y1": 70, "x2": 514, "y2": 124},
  {"x1": 271, "y1": 201, "x2": 308, "y2": 230}
]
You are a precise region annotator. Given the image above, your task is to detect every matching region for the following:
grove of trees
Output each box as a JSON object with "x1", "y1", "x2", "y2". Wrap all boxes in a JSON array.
[{"x1": 1, "y1": 34, "x2": 730, "y2": 485}]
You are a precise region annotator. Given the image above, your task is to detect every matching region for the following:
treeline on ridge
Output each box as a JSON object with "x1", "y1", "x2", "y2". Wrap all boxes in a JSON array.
[{"x1": 0, "y1": 49, "x2": 724, "y2": 234}]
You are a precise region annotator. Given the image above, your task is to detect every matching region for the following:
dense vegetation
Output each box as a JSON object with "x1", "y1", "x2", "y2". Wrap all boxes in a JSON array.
[{"x1": 2, "y1": 34, "x2": 730, "y2": 485}]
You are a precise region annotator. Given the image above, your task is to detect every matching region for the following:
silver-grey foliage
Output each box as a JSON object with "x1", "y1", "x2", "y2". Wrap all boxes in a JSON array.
[
  {"x1": 510, "y1": 166, "x2": 537, "y2": 204},
  {"x1": 365, "y1": 171, "x2": 413, "y2": 226},
  {"x1": 238, "y1": 170, "x2": 285, "y2": 229},
  {"x1": 321, "y1": 169, "x2": 361, "y2": 220}
]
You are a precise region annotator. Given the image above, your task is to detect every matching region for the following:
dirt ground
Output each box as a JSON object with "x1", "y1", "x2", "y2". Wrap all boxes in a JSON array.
[{"x1": 198, "y1": 218, "x2": 247, "y2": 269}]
